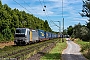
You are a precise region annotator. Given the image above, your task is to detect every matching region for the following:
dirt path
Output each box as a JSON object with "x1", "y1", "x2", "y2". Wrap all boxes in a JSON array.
[
  {"x1": 62, "y1": 39, "x2": 87, "y2": 60},
  {"x1": 0, "y1": 41, "x2": 14, "y2": 48}
]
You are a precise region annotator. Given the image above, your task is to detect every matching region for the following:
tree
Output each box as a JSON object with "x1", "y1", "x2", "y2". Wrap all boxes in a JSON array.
[
  {"x1": 86, "y1": 19, "x2": 90, "y2": 30},
  {"x1": 43, "y1": 20, "x2": 48, "y2": 31},
  {"x1": 62, "y1": 29, "x2": 67, "y2": 35},
  {"x1": 67, "y1": 26, "x2": 73, "y2": 36},
  {"x1": 2, "y1": 26, "x2": 12, "y2": 40},
  {"x1": 73, "y1": 23, "x2": 82, "y2": 38},
  {"x1": 43, "y1": 20, "x2": 52, "y2": 32},
  {"x1": 80, "y1": 26, "x2": 90, "y2": 41},
  {"x1": 70, "y1": 23, "x2": 90, "y2": 41},
  {"x1": 0, "y1": 0, "x2": 2, "y2": 8},
  {"x1": 80, "y1": 0, "x2": 90, "y2": 17}
]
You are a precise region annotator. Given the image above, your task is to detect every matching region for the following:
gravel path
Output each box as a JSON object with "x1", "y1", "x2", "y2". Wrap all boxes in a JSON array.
[{"x1": 62, "y1": 39, "x2": 87, "y2": 60}]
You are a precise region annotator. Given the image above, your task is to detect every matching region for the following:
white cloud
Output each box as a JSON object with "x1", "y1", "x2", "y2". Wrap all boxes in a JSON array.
[{"x1": 73, "y1": 17, "x2": 88, "y2": 22}]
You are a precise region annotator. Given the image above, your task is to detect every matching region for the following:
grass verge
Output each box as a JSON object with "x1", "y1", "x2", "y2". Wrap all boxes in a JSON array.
[
  {"x1": 40, "y1": 39, "x2": 67, "y2": 60},
  {"x1": 75, "y1": 39, "x2": 90, "y2": 60}
]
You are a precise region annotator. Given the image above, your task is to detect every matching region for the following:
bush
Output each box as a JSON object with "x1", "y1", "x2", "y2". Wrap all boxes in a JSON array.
[
  {"x1": 0, "y1": 33, "x2": 4, "y2": 42},
  {"x1": 75, "y1": 39, "x2": 90, "y2": 60},
  {"x1": 2, "y1": 27, "x2": 12, "y2": 40}
]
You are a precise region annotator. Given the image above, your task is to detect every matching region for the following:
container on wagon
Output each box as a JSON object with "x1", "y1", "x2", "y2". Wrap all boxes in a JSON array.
[
  {"x1": 38, "y1": 29, "x2": 45, "y2": 41},
  {"x1": 44, "y1": 31, "x2": 49, "y2": 39}
]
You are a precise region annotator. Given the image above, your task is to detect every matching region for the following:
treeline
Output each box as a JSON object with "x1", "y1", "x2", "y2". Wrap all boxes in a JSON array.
[
  {"x1": 67, "y1": 23, "x2": 90, "y2": 41},
  {"x1": 0, "y1": 1, "x2": 52, "y2": 42}
]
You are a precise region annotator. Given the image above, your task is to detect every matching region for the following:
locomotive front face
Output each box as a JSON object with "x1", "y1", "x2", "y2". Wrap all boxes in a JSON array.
[{"x1": 14, "y1": 28, "x2": 28, "y2": 45}]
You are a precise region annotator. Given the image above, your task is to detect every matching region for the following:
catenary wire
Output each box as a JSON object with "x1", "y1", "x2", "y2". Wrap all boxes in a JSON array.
[
  {"x1": 13, "y1": 0, "x2": 32, "y2": 14},
  {"x1": 42, "y1": 0, "x2": 60, "y2": 30}
]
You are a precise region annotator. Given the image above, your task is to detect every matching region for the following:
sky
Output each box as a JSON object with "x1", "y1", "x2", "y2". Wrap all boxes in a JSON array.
[{"x1": 1, "y1": 0, "x2": 89, "y2": 32}]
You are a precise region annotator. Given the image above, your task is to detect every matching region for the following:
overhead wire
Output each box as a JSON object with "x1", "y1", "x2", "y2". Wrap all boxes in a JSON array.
[
  {"x1": 13, "y1": 0, "x2": 43, "y2": 18},
  {"x1": 42, "y1": 0, "x2": 60, "y2": 30},
  {"x1": 39, "y1": 0, "x2": 44, "y2": 8},
  {"x1": 19, "y1": 0, "x2": 44, "y2": 22},
  {"x1": 43, "y1": 0, "x2": 60, "y2": 28},
  {"x1": 13, "y1": 0, "x2": 60, "y2": 30},
  {"x1": 39, "y1": 0, "x2": 57, "y2": 30},
  {"x1": 41, "y1": 0, "x2": 52, "y2": 26},
  {"x1": 13, "y1": 0, "x2": 32, "y2": 14},
  {"x1": 13, "y1": 0, "x2": 37, "y2": 29},
  {"x1": 62, "y1": 0, "x2": 63, "y2": 18},
  {"x1": 43, "y1": 0, "x2": 45, "y2": 6},
  {"x1": 42, "y1": 0, "x2": 57, "y2": 25},
  {"x1": 22, "y1": 0, "x2": 40, "y2": 16},
  {"x1": 42, "y1": 0, "x2": 50, "y2": 20},
  {"x1": 39, "y1": 0, "x2": 50, "y2": 21}
]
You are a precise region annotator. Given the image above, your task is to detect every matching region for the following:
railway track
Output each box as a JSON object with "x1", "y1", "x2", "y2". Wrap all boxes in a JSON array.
[{"x1": 0, "y1": 39, "x2": 60, "y2": 60}]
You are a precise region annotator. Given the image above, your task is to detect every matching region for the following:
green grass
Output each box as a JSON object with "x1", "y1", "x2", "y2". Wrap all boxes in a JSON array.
[
  {"x1": 75, "y1": 39, "x2": 90, "y2": 60},
  {"x1": 0, "y1": 39, "x2": 60, "y2": 59},
  {"x1": 40, "y1": 39, "x2": 67, "y2": 60}
]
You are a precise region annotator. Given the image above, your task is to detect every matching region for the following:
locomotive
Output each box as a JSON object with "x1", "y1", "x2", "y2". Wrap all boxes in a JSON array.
[{"x1": 14, "y1": 28, "x2": 59, "y2": 45}]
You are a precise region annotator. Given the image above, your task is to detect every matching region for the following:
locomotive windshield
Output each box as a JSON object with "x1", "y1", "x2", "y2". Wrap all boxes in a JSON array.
[
  {"x1": 16, "y1": 29, "x2": 26, "y2": 33},
  {"x1": 15, "y1": 34, "x2": 25, "y2": 37}
]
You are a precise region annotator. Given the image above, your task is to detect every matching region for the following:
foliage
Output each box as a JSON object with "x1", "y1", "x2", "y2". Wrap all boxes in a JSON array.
[
  {"x1": 0, "y1": 1, "x2": 52, "y2": 41},
  {"x1": 43, "y1": 20, "x2": 52, "y2": 32},
  {"x1": 62, "y1": 29, "x2": 68, "y2": 35},
  {"x1": 67, "y1": 23, "x2": 90, "y2": 41},
  {"x1": 67, "y1": 26, "x2": 73, "y2": 36},
  {"x1": 2, "y1": 26, "x2": 12, "y2": 40},
  {"x1": 73, "y1": 23, "x2": 82, "y2": 38},
  {"x1": 80, "y1": 0, "x2": 90, "y2": 17},
  {"x1": 86, "y1": 19, "x2": 90, "y2": 31},
  {"x1": 75, "y1": 39, "x2": 90, "y2": 60},
  {"x1": 80, "y1": 26, "x2": 90, "y2": 41}
]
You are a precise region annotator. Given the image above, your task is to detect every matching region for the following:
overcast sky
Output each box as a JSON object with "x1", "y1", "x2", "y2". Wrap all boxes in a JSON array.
[{"x1": 2, "y1": 0, "x2": 88, "y2": 32}]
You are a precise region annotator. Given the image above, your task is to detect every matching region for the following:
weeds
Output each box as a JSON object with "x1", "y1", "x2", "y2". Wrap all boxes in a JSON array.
[
  {"x1": 75, "y1": 39, "x2": 90, "y2": 59},
  {"x1": 40, "y1": 39, "x2": 66, "y2": 60}
]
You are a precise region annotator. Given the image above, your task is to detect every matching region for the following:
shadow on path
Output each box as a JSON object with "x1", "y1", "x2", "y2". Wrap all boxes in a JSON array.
[{"x1": 62, "y1": 54, "x2": 87, "y2": 60}]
